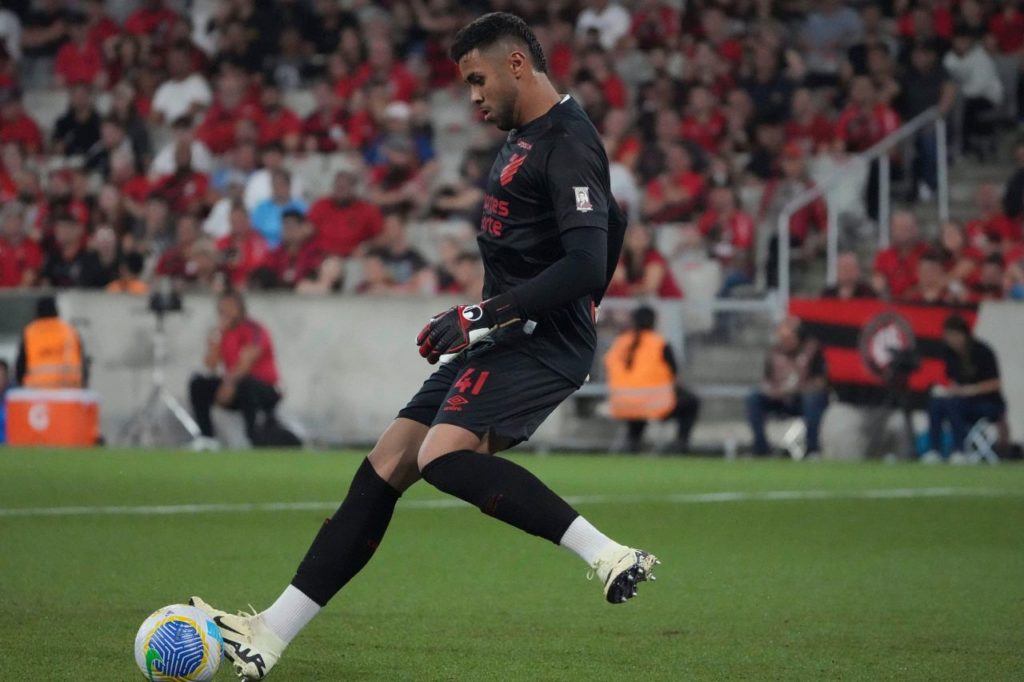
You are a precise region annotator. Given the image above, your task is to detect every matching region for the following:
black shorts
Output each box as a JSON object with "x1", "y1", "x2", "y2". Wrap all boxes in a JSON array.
[{"x1": 397, "y1": 341, "x2": 578, "y2": 447}]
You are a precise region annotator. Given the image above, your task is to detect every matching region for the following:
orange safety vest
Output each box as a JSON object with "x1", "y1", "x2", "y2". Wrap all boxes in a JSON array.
[
  {"x1": 604, "y1": 329, "x2": 676, "y2": 420},
  {"x1": 23, "y1": 317, "x2": 84, "y2": 389}
]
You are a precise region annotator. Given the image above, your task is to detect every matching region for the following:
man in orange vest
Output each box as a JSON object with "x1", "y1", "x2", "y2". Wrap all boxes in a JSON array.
[
  {"x1": 604, "y1": 305, "x2": 700, "y2": 452},
  {"x1": 15, "y1": 296, "x2": 86, "y2": 389}
]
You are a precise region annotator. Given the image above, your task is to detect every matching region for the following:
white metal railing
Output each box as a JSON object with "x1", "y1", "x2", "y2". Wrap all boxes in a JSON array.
[{"x1": 776, "y1": 106, "x2": 949, "y2": 309}]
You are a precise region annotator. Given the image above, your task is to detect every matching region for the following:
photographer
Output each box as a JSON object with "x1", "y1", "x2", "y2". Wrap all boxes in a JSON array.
[
  {"x1": 189, "y1": 291, "x2": 288, "y2": 447},
  {"x1": 923, "y1": 315, "x2": 1005, "y2": 463}
]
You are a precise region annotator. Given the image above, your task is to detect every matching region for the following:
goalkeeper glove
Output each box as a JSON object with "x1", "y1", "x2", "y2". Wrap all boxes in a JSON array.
[{"x1": 416, "y1": 295, "x2": 520, "y2": 364}]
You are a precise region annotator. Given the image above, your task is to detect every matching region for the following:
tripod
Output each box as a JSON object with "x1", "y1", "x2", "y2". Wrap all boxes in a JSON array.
[
  {"x1": 118, "y1": 307, "x2": 202, "y2": 447},
  {"x1": 864, "y1": 370, "x2": 918, "y2": 460}
]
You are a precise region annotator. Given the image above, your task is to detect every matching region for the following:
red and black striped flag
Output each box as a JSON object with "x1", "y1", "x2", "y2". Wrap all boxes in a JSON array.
[{"x1": 789, "y1": 298, "x2": 977, "y2": 408}]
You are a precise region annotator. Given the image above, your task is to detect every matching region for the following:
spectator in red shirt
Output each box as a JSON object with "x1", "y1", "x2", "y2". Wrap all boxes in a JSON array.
[
  {"x1": 124, "y1": 0, "x2": 177, "y2": 40},
  {"x1": 759, "y1": 143, "x2": 828, "y2": 287},
  {"x1": 971, "y1": 254, "x2": 1007, "y2": 301},
  {"x1": 196, "y1": 71, "x2": 263, "y2": 155},
  {"x1": 699, "y1": 185, "x2": 755, "y2": 294},
  {"x1": 989, "y1": 3, "x2": 1024, "y2": 55},
  {"x1": 216, "y1": 201, "x2": 270, "y2": 289},
  {"x1": 309, "y1": 169, "x2": 384, "y2": 257},
  {"x1": 901, "y1": 249, "x2": 967, "y2": 305},
  {"x1": 265, "y1": 209, "x2": 324, "y2": 290},
  {"x1": 642, "y1": 141, "x2": 705, "y2": 223},
  {"x1": 578, "y1": 46, "x2": 627, "y2": 109},
  {"x1": 189, "y1": 290, "x2": 287, "y2": 447},
  {"x1": 700, "y1": 6, "x2": 743, "y2": 69},
  {"x1": 601, "y1": 108, "x2": 641, "y2": 171},
  {"x1": 606, "y1": 223, "x2": 683, "y2": 299},
  {"x1": 150, "y1": 143, "x2": 210, "y2": 215},
  {"x1": 679, "y1": 86, "x2": 725, "y2": 154},
  {"x1": 0, "y1": 205, "x2": 41, "y2": 287},
  {"x1": 784, "y1": 88, "x2": 834, "y2": 155},
  {"x1": 54, "y1": 14, "x2": 105, "y2": 88},
  {"x1": 873, "y1": 210, "x2": 929, "y2": 299},
  {"x1": 0, "y1": 87, "x2": 43, "y2": 155},
  {"x1": 966, "y1": 183, "x2": 1022, "y2": 255},
  {"x1": 83, "y1": 0, "x2": 119, "y2": 55},
  {"x1": 350, "y1": 38, "x2": 418, "y2": 103},
  {"x1": 257, "y1": 83, "x2": 303, "y2": 152},
  {"x1": 155, "y1": 214, "x2": 201, "y2": 283},
  {"x1": 835, "y1": 75, "x2": 900, "y2": 220},
  {"x1": 938, "y1": 221, "x2": 983, "y2": 285}
]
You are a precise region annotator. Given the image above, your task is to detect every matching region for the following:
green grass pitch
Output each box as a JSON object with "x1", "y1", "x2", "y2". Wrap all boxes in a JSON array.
[{"x1": 1, "y1": 449, "x2": 1023, "y2": 681}]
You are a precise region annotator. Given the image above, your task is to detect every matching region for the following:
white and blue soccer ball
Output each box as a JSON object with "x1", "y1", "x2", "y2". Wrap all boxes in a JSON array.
[{"x1": 134, "y1": 604, "x2": 223, "y2": 681}]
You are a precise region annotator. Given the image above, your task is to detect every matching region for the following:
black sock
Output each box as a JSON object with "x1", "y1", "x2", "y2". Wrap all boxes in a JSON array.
[
  {"x1": 420, "y1": 450, "x2": 578, "y2": 544},
  {"x1": 291, "y1": 458, "x2": 400, "y2": 606}
]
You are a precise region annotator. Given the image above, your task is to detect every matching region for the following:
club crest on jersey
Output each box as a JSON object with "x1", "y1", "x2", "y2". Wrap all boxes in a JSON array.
[
  {"x1": 573, "y1": 186, "x2": 593, "y2": 212},
  {"x1": 500, "y1": 153, "x2": 527, "y2": 186}
]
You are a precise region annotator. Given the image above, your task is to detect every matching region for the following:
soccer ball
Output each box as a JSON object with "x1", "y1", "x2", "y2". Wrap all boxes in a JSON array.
[{"x1": 134, "y1": 604, "x2": 223, "y2": 681}]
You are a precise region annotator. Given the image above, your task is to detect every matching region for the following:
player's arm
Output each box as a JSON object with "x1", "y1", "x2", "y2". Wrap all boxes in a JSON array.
[{"x1": 417, "y1": 135, "x2": 611, "y2": 364}]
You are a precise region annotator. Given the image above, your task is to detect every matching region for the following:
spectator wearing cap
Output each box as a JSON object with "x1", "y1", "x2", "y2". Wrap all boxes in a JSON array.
[
  {"x1": 309, "y1": 169, "x2": 384, "y2": 258},
  {"x1": 217, "y1": 200, "x2": 270, "y2": 289},
  {"x1": 40, "y1": 213, "x2": 89, "y2": 287},
  {"x1": 54, "y1": 12, "x2": 105, "y2": 88},
  {"x1": 151, "y1": 41, "x2": 213, "y2": 127},
  {"x1": 250, "y1": 169, "x2": 308, "y2": 249},
  {"x1": 265, "y1": 209, "x2": 324, "y2": 290},
  {"x1": 821, "y1": 252, "x2": 876, "y2": 300},
  {"x1": 576, "y1": 0, "x2": 631, "y2": 50},
  {"x1": 256, "y1": 83, "x2": 303, "y2": 152},
  {"x1": 52, "y1": 83, "x2": 101, "y2": 157},
  {"x1": 0, "y1": 205, "x2": 41, "y2": 288},
  {"x1": 0, "y1": 87, "x2": 42, "y2": 155},
  {"x1": 873, "y1": 210, "x2": 929, "y2": 299},
  {"x1": 150, "y1": 116, "x2": 214, "y2": 178}
]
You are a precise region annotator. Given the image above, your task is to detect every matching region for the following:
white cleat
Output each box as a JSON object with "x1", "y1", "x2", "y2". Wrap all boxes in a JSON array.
[
  {"x1": 590, "y1": 544, "x2": 660, "y2": 604},
  {"x1": 189, "y1": 596, "x2": 284, "y2": 680}
]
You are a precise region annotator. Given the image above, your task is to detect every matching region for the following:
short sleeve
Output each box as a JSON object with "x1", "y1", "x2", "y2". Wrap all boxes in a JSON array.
[{"x1": 545, "y1": 133, "x2": 610, "y2": 233}]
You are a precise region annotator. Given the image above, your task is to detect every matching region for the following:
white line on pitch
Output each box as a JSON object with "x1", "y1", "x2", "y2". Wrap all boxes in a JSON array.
[{"x1": 0, "y1": 487, "x2": 1018, "y2": 519}]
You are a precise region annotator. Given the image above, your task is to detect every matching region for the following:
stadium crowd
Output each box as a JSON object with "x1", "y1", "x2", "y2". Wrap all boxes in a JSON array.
[{"x1": 0, "y1": 0, "x2": 1023, "y2": 303}]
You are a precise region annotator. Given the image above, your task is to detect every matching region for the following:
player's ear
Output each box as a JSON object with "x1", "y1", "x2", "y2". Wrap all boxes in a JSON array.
[{"x1": 508, "y1": 49, "x2": 527, "y2": 79}]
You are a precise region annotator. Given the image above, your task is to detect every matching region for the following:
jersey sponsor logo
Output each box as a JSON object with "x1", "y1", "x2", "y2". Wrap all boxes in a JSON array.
[
  {"x1": 482, "y1": 194, "x2": 510, "y2": 217},
  {"x1": 500, "y1": 153, "x2": 528, "y2": 186},
  {"x1": 516, "y1": 139, "x2": 533, "y2": 150},
  {"x1": 573, "y1": 186, "x2": 593, "y2": 212}
]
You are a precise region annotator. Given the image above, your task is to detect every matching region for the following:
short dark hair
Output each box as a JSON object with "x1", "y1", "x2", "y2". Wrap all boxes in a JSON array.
[
  {"x1": 943, "y1": 314, "x2": 971, "y2": 336},
  {"x1": 450, "y1": 12, "x2": 547, "y2": 73}
]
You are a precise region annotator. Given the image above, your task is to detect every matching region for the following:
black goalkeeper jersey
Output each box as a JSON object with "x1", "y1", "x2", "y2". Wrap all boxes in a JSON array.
[{"x1": 476, "y1": 95, "x2": 626, "y2": 385}]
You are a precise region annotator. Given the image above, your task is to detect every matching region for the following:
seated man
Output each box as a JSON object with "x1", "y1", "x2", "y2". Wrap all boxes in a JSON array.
[
  {"x1": 189, "y1": 291, "x2": 287, "y2": 447},
  {"x1": 604, "y1": 305, "x2": 700, "y2": 453},
  {"x1": 746, "y1": 317, "x2": 828, "y2": 457},
  {"x1": 924, "y1": 315, "x2": 1005, "y2": 463}
]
